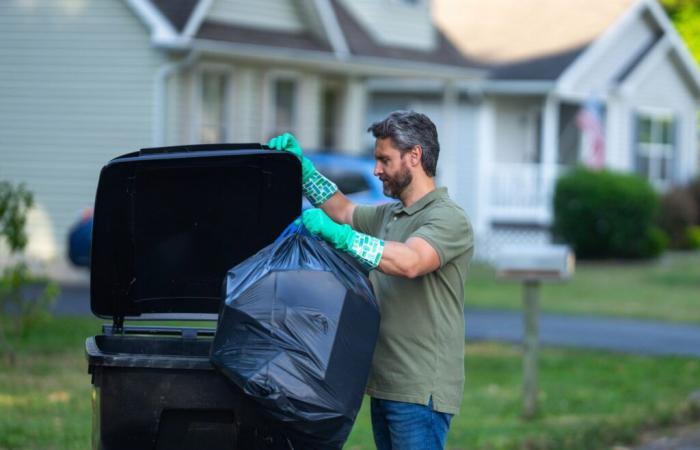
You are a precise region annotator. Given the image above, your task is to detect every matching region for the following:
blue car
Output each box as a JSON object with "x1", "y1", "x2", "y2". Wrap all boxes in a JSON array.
[
  {"x1": 67, "y1": 207, "x2": 93, "y2": 268},
  {"x1": 304, "y1": 153, "x2": 390, "y2": 208}
]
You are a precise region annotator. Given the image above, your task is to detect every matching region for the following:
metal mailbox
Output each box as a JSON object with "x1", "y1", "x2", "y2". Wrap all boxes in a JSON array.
[
  {"x1": 493, "y1": 244, "x2": 575, "y2": 419},
  {"x1": 495, "y1": 244, "x2": 575, "y2": 282}
]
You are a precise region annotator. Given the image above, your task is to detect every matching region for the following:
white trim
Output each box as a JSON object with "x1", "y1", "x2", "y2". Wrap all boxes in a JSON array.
[
  {"x1": 476, "y1": 80, "x2": 555, "y2": 95},
  {"x1": 125, "y1": 0, "x2": 181, "y2": 46},
  {"x1": 556, "y1": 0, "x2": 647, "y2": 94},
  {"x1": 635, "y1": 105, "x2": 675, "y2": 118},
  {"x1": 190, "y1": 38, "x2": 485, "y2": 79},
  {"x1": 313, "y1": 0, "x2": 350, "y2": 59},
  {"x1": 183, "y1": 0, "x2": 214, "y2": 39},
  {"x1": 474, "y1": 99, "x2": 496, "y2": 234},
  {"x1": 367, "y1": 78, "x2": 445, "y2": 93}
]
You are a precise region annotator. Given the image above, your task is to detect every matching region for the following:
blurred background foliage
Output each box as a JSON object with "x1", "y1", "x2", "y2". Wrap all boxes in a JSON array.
[{"x1": 662, "y1": 0, "x2": 700, "y2": 63}]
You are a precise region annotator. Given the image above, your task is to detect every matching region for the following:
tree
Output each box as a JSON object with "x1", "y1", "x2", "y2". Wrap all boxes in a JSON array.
[{"x1": 661, "y1": 0, "x2": 700, "y2": 64}]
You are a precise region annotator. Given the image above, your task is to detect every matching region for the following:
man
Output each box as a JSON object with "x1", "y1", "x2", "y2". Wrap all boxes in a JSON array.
[{"x1": 268, "y1": 110, "x2": 473, "y2": 450}]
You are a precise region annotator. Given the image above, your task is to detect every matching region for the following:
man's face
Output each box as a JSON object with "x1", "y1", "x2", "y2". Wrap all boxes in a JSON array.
[{"x1": 373, "y1": 138, "x2": 413, "y2": 199}]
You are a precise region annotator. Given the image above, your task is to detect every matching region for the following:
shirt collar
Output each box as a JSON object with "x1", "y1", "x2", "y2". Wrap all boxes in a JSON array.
[{"x1": 393, "y1": 187, "x2": 447, "y2": 216}]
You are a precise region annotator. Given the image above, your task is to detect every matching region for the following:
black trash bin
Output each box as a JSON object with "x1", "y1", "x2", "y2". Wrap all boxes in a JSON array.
[{"x1": 85, "y1": 143, "x2": 302, "y2": 450}]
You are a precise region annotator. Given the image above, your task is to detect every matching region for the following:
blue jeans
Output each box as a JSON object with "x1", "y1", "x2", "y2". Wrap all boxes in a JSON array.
[{"x1": 370, "y1": 397, "x2": 453, "y2": 450}]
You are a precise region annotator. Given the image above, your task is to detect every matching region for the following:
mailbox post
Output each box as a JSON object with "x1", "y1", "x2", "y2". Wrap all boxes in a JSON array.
[{"x1": 495, "y1": 245, "x2": 575, "y2": 420}]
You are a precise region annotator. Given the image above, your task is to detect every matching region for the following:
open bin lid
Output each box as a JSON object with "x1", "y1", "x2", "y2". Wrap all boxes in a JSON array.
[{"x1": 90, "y1": 144, "x2": 301, "y2": 320}]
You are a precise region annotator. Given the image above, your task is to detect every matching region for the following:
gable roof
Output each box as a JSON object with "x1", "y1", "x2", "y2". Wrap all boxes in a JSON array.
[
  {"x1": 329, "y1": 0, "x2": 479, "y2": 69},
  {"x1": 489, "y1": 45, "x2": 588, "y2": 81},
  {"x1": 133, "y1": 0, "x2": 482, "y2": 74},
  {"x1": 150, "y1": 0, "x2": 199, "y2": 32}
]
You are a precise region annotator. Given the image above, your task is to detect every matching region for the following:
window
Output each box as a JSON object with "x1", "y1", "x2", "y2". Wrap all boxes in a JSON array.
[
  {"x1": 269, "y1": 78, "x2": 298, "y2": 139},
  {"x1": 635, "y1": 112, "x2": 676, "y2": 188},
  {"x1": 200, "y1": 72, "x2": 229, "y2": 144}
]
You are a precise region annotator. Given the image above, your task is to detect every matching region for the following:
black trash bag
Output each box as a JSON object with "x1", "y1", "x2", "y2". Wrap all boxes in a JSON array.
[{"x1": 210, "y1": 222, "x2": 380, "y2": 450}]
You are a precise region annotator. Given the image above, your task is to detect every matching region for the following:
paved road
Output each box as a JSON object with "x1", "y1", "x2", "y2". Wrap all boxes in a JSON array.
[
  {"x1": 465, "y1": 308, "x2": 700, "y2": 358},
  {"x1": 53, "y1": 284, "x2": 700, "y2": 358}
]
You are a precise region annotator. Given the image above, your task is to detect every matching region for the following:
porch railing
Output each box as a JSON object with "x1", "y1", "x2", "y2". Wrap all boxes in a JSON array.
[{"x1": 489, "y1": 163, "x2": 569, "y2": 223}]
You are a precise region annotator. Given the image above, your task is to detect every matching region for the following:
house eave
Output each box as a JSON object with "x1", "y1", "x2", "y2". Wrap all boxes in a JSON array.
[
  {"x1": 475, "y1": 80, "x2": 556, "y2": 95},
  {"x1": 187, "y1": 38, "x2": 486, "y2": 80}
]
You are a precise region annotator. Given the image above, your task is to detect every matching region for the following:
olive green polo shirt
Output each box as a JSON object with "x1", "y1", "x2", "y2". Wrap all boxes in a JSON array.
[{"x1": 353, "y1": 187, "x2": 473, "y2": 414}]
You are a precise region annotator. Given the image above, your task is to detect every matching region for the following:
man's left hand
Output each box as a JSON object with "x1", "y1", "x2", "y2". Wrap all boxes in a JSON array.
[{"x1": 302, "y1": 208, "x2": 353, "y2": 251}]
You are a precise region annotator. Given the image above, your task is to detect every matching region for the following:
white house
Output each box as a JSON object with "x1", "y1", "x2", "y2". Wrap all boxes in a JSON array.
[
  {"x1": 0, "y1": 0, "x2": 698, "y2": 267},
  {"x1": 434, "y1": 0, "x2": 700, "y2": 257}
]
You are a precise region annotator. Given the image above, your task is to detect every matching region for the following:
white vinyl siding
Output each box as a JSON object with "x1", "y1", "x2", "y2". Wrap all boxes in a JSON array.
[
  {"x1": 572, "y1": 13, "x2": 660, "y2": 94},
  {"x1": 207, "y1": 0, "x2": 306, "y2": 32},
  {"x1": 0, "y1": 0, "x2": 167, "y2": 259},
  {"x1": 337, "y1": 0, "x2": 436, "y2": 51}
]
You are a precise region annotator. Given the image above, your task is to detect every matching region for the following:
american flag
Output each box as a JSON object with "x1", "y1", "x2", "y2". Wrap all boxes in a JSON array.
[{"x1": 576, "y1": 99, "x2": 606, "y2": 169}]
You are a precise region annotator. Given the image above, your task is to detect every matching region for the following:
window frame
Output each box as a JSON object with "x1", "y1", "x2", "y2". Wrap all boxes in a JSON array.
[{"x1": 634, "y1": 107, "x2": 677, "y2": 189}]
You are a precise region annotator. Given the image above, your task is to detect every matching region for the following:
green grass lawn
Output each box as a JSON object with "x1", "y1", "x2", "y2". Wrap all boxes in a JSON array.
[
  {"x1": 2, "y1": 317, "x2": 699, "y2": 450},
  {"x1": 465, "y1": 251, "x2": 700, "y2": 324}
]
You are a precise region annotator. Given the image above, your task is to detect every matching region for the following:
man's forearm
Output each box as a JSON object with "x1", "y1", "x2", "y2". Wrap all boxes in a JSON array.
[{"x1": 319, "y1": 191, "x2": 356, "y2": 227}]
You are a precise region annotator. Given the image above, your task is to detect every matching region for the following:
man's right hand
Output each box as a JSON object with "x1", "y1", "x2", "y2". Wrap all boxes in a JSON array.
[
  {"x1": 266, "y1": 132, "x2": 339, "y2": 207},
  {"x1": 267, "y1": 133, "x2": 314, "y2": 182}
]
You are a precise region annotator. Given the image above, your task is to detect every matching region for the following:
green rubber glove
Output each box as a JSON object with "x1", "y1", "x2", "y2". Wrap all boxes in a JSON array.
[
  {"x1": 267, "y1": 133, "x2": 338, "y2": 207},
  {"x1": 302, "y1": 208, "x2": 384, "y2": 269},
  {"x1": 267, "y1": 133, "x2": 314, "y2": 182}
]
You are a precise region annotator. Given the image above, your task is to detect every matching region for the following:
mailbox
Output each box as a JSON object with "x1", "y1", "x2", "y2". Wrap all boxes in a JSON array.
[
  {"x1": 495, "y1": 245, "x2": 575, "y2": 282},
  {"x1": 493, "y1": 244, "x2": 575, "y2": 419}
]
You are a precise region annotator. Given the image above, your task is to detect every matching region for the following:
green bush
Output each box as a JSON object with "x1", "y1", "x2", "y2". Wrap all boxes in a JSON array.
[
  {"x1": 687, "y1": 177, "x2": 700, "y2": 225},
  {"x1": 553, "y1": 167, "x2": 665, "y2": 259},
  {"x1": 0, "y1": 181, "x2": 58, "y2": 365},
  {"x1": 657, "y1": 187, "x2": 698, "y2": 249},
  {"x1": 687, "y1": 225, "x2": 700, "y2": 250}
]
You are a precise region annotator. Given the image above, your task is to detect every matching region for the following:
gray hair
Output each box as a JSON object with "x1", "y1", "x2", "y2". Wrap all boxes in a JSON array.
[{"x1": 367, "y1": 110, "x2": 440, "y2": 177}]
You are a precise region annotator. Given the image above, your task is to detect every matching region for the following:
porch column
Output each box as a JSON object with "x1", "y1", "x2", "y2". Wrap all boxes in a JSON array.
[
  {"x1": 297, "y1": 73, "x2": 321, "y2": 149},
  {"x1": 540, "y1": 95, "x2": 559, "y2": 224},
  {"x1": 473, "y1": 98, "x2": 495, "y2": 236},
  {"x1": 338, "y1": 76, "x2": 368, "y2": 155},
  {"x1": 440, "y1": 81, "x2": 461, "y2": 206}
]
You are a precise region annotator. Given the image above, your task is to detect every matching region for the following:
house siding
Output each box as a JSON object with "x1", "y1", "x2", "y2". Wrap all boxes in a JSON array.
[
  {"x1": 207, "y1": 0, "x2": 307, "y2": 32},
  {"x1": 337, "y1": 0, "x2": 436, "y2": 51},
  {"x1": 0, "y1": 0, "x2": 167, "y2": 259},
  {"x1": 573, "y1": 12, "x2": 659, "y2": 94},
  {"x1": 626, "y1": 51, "x2": 699, "y2": 182}
]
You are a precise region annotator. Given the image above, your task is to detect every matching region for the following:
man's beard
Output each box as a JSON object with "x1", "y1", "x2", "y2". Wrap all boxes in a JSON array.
[{"x1": 381, "y1": 163, "x2": 413, "y2": 199}]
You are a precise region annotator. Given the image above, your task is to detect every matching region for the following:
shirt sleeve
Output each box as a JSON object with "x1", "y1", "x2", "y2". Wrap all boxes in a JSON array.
[
  {"x1": 410, "y1": 205, "x2": 474, "y2": 268},
  {"x1": 352, "y1": 204, "x2": 389, "y2": 236}
]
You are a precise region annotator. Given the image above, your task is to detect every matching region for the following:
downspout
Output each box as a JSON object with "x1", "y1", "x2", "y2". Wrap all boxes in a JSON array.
[{"x1": 153, "y1": 51, "x2": 200, "y2": 147}]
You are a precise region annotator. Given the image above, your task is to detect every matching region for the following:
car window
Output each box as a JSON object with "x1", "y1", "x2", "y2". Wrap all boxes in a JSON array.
[{"x1": 318, "y1": 169, "x2": 370, "y2": 195}]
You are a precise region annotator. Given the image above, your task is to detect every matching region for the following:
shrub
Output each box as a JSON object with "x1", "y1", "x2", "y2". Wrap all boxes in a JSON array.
[
  {"x1": 687, "y1": 177, "x2": 700, "y2": 225},
  {"x1": 553, "y1": 167, "x2": 664, "y2": 259},
  {"x1": 657, "y1": 187, "x2": 698, "y2": 249},
  {"x1": 687, "y1": 225, "x2": 700, "y2": 250},
  {"x1": 0, "y1": 181, "x2": 58, "y2": 365}
]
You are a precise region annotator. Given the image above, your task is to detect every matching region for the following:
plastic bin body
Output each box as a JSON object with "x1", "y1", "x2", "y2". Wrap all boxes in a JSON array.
[
  {"x1": 87, "y1": 333, "x2": 293, "y2": 450},
  {"x1": 85, "y1": 144, "x2": 302, "y2": 450}
]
